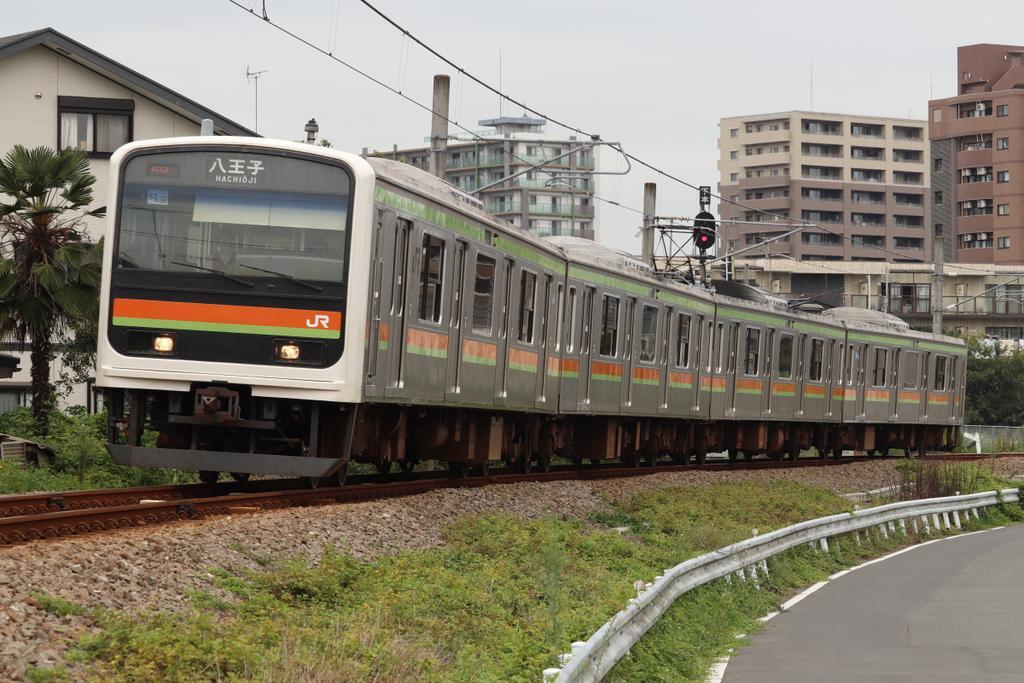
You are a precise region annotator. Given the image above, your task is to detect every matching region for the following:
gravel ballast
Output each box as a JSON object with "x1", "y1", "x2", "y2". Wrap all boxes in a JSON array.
[{"x1": 2, "y1": 456, "x2": 1022, "y2": 680}]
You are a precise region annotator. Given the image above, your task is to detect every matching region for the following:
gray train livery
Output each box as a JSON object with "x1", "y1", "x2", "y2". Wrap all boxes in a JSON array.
[{"x1": 95, "y1": 137, "x2": 966, "y2": 483}]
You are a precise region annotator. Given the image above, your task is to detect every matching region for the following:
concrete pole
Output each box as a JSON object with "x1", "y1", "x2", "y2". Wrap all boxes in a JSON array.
[
  {"x1": 429, "y1": 74, "x2": 451, "y2": 179},
  {"x1": 642, "y1": 183, "x2": 657, "y2": 268},
  {"x1": 932, "y1": 234, "x2": 945, "y2": 335}
]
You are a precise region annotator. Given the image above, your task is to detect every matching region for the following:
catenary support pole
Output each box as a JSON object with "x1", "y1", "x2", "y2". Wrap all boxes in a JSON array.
[
  {"x1": 642, "y1": 183, "x2": 657, "y2": 268},
  {"x1": 932, "y1": 234, "x2": 945, "y2": 334},
  {"x1": 429, "y1": 74, "x2": 451, "y2": 179}
]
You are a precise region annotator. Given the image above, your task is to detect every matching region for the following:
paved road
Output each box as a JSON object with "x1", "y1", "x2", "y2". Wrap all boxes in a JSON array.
[{"x1": 724, "y1": 525, "x2": 1024, "y2": 683}]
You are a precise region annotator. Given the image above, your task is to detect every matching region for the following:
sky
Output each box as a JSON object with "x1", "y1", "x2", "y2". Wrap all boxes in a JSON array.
[{"x1": 6, "y1": 0, "x2": 1024, "y2": 253}]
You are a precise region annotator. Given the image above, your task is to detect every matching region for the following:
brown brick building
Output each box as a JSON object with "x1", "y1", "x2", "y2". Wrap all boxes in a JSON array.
[{"x1": 929, "y1": 44, "x2": 1024, "y2": 264}]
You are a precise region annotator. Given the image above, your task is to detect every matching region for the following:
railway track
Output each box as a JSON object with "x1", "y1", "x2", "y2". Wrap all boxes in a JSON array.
[{"x1": 0, "y1": 452, "x2": 1012, "y2": 546}]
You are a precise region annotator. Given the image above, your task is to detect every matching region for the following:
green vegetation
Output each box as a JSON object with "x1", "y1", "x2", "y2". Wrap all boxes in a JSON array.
[
  {"x1": 965, "y1": 337, "x2": 1024, "y2": 427},
  {"x1": 0, "y1": 145, "x2": 105, "y2": 431},
  {"x1": 0, "y1": 406, "x2": 191, "y2": 493},
  {"x1": 26, "y1": 471, "x2": 1023, "y2": 682},
  {"x1": 45, "y1": 482, "x2": 849, "y2": 682}
]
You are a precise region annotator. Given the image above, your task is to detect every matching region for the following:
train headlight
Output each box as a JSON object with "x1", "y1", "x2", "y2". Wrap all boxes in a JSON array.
[
  {"x1": 153, "y1": 335, "x2": 175, "y2": 353},
  {"x1": 277, "y1": 343, "x2": 301, "y2": 361}
]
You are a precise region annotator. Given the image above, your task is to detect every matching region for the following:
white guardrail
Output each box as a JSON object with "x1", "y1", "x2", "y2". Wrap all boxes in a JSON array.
[{"x1": 546, "y1": 488, "x2": 1022, "y2": 682}]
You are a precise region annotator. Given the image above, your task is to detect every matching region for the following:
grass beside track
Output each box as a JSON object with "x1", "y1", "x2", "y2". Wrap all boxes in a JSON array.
[{"x1": 27, "y1": 468, "x2": 1024, "y2": 683}]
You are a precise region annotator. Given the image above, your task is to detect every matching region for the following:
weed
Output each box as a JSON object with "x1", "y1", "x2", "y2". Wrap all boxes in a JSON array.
[{"x1": 31, "y1": 594, "x2": 88, "y2": 618}]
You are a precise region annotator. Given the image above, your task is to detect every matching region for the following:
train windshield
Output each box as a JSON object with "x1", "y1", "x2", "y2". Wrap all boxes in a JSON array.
[{"x1": 115, "y1": 150, "x2": 350, "y2": 285}]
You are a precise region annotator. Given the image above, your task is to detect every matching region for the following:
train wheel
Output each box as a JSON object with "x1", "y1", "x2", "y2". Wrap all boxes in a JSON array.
[
  {"x1": 622, "y1": 451, "x2": 642, "y2": 468},
  {"x1": 694, "y1": 430, "x2": 708, "y2": 466},
  {"x1": 398, "y1": 460, "x2": 416, "y2": 473},
  {"x1": 783, "y1": 439, "x2": 800, "y2": 461},
  {"x1": 478, "y1": 463, "x2": 491, "y2": 476},
  {"x1": 229, "y1": 472, "x2": 250, "y2": 482},
  {"x1": 670, "y1": 451, "x2": 689, "y2": 465},
  {"x1": 376, "y1": 460, "x2": 393, "y2": 475},
  {"x1": 517, "y1": 456, "x2": 532, "y2": 474},
  {"x1": 743, "y1": 450, "x2": 754, "y2": 461},
  {"x1": 199, "y1": 470, "x2": 220, "y2": 485},
  {"x1": 727, "y1": 447, "x2": 739, "y2": 462},
  {"x1": 536, "y1": 452, "x2": 552, "y2": 473},
  {"x1": 449, "y1": 462, "x2": 469, "y2": 478}
]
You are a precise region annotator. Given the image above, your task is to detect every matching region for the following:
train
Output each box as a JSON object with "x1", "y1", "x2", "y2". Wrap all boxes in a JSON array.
[{"x1": 95, "y1": 137, "x2": 967, "y2": 484}]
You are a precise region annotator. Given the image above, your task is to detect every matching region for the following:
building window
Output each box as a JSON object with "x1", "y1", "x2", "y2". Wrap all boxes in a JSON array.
[
  {"x1": 997, "y1": 104, "x2": 1009, "y2": 117},
  {"x1": 933, "y1": 158, "x2": 943, "y2": 172},
  {"x1": 998, "y1": 203, "x2": 1010, "y2": 216},
  {"x1": 730, "y1": 128, "x2": 738, "y2": 138},
  {"x1": 58, "y1": 96, "x2": 134, "y2": 157},
  {"x1": 998, "y1": 170, "x2": 1010, "y2": 183},
  {"x1": 998, "y1": 137, "x2": 1010, "y2": 150},
  {"x1": 934, "y1": 222, "x2": 943, "y2": 236},
  {"x1": 729, "y1": 172, "x2": 738, "y2": 182},
  {"x1": 730, "y1": 150, "x2": 738, "y2": 160},
  {"x1": 934, "y1": 191, "x2": 943, "y2": 204},
  {"x1": 999, "y1": 236, "x2": 1011, "y2": 249}
]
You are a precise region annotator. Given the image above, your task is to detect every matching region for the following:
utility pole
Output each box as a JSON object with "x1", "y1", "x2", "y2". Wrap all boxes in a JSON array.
[
  {"x1": 642, "y1": 183, "x2": 656, "y2": 268},
  {"x1": 932, "y1": 234, "x2": 945, "y2": 334},
  {"x1": 429, "y1": 74, "x2": 451, "y2": 179}
]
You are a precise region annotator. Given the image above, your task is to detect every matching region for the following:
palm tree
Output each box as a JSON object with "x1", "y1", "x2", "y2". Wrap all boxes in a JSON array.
[{"x1": 0, "y1": 145, "x2": 104, "y2": 433}]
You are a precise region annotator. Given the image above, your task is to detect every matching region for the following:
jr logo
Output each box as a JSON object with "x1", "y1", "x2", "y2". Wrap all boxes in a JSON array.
[{"x1": 306, "y1": 314, "x2": 331, "y2": 329}]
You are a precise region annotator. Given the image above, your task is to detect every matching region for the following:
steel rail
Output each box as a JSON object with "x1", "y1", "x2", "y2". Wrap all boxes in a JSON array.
[{"x1": 0, "y1": 452, "x2": 1013, "y2": 545}]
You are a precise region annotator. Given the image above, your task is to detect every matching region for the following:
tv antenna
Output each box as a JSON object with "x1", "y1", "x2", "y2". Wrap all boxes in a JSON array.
[{"x1": 246, "y1": 65, "x2": 269, "y2": 133}]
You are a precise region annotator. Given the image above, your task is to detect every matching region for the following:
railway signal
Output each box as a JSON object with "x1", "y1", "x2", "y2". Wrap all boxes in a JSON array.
[{"x1": 693, "y1": 211, "x2": 716, "y2": 253}]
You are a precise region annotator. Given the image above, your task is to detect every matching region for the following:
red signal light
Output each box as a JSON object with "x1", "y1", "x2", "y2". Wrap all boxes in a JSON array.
[{"x1": 693, "y1": 211, "x2": 717, "y2": 253}]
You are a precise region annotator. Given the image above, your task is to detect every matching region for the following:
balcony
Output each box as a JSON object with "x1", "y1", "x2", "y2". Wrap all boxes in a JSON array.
[
  {"x1": 851, "y1": 169, "x2": 886, "y2": 183},
  {"x1": 893, "y1": 126, "x2": 924, "y2": 141},
  {"x1": 943, "y1": 295, "x2": 1024, "y2": 315},
  {"x1": 801, "y1": 119, "x2": 842, "y2": 136},
  {"x1": 851, "y1": 123, "x2": 885, "y2": 138},
  {"x1": 893, "y1": 172, "x2": 923, "y2": 185}
]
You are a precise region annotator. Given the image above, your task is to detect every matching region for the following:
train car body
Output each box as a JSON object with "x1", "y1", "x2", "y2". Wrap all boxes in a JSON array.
[{"x1": 95, "y1": 138, "x2": 966, "y2": 480}]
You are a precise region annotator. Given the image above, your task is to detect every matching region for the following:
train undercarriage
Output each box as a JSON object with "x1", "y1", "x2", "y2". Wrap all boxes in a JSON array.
[{"x1": 105, "y1": 385, "x2": 962, "y2": 484}]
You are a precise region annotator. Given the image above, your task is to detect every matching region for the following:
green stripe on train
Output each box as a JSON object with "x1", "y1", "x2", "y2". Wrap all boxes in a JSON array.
[{"x1": 112, "y1": 316, "x2": 339, "y2": 339}]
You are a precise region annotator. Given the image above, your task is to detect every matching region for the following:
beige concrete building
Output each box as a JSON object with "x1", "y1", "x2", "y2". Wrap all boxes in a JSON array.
[
  {"x1": 0, "y1": 28, "x2": 254, "y2": 410},
  {"x1": 726, "y1": 256, "x2": 1024, "y2": 339},
  {"x1": 929, "y1": 43, "x2": 1024, "y2": 265},
  {"x1": 374, "y1": 115, "x2": 598, "y2": 240},
  {"x1": 717, "y1": 111, "x2": 929, "y2": 262}
]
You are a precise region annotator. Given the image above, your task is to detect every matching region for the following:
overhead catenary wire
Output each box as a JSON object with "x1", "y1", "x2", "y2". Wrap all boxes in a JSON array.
[{"x1": 224, "y1": 0, "x2": 644, "y2": 215}]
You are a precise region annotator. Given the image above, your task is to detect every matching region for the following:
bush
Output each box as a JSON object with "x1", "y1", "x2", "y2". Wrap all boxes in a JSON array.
[{"x1": 0, "y1": 406, "x2": 192, "y2": 493}]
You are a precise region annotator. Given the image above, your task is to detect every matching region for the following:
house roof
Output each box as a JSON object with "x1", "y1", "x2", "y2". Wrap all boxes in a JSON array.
[{"x1": 0, "y1": 28, "x2": 257, "y2": 137}]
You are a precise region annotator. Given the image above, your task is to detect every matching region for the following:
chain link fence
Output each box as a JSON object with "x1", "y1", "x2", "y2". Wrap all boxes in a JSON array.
[{"x1": 962, "y1": 425, "x2": 1024, "y2": 452}]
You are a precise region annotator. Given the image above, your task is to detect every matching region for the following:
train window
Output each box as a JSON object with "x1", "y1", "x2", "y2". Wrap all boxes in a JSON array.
[
  {"x1": 949, "y1": 357, "x2": 958, "y2": 392},
  {"x1": 517, "y1": 270, "x2": 537, "y2": 343},
  {"x1": 640, "y1": 305, "x2": 658, "y2": 362},
  {"x1": 873, "y1": 348, "x2": 888, "y2": 386},
  {"x1": 417, "y1": 234, "x2": 445, "y2": 323},
  {"x1": 934, "y1": 355, "x2": 947, "y2": 391},
  {"x1": 844, "y1": 344, "x2": 854, "y2": 385},
  {"x1": 393, "y1": 219, "x2": 411, "y2": 315},
  {"x1": 808, "y1": 338, "x2": 824, "y2": 381},
  {"x1": 902, "y1": 352, "x2": 919, "y2": 389},
  {"x1": 599, "y1": 295, "x2": 619, "y2": 356},
  {"x1": 726, "y1": 324, "x2": 738, "y2": 373},
  {"x1": 676, "y1": 313, "x2": 692, "y2": 367},
  {"x1": 471, "y1": 254, "x2": 496, "y2": 334},
  {"x1": 581, "y1": 288, "x2": 594, "y2": 354},
  {"x1": 566, "y1": 287, "x2": 578, "y2": 352},
  {"x1": 716, "y1": 322, "x2": 726, "y2": 371},
  {"x1": 554, "y1": 284, "x2": 565, "y2": 351},
  {"x1": 744, "y1": 328, "x2": 760, "y2": 375},
  {"x1": 778, "y1": 334, "x2": 794, "y2": 378}
]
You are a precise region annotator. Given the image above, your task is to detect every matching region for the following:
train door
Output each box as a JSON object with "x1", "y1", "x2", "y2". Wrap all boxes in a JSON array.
[
  {"x1": 920, "y1": 351, "x2": 931, "y2": 421},
  {"x1": 494, "y1": 257, "x2": 514, "y2": 403},
  {"x1": 693, "y1": 316, "x2": 713, "y2": 417},
  {"x1": 460, "y1": 247, "x2": 499, "y2": 407},
  {"x1": 621, "y1": 297, "x2": 636, "y2": 409},
  {"x1": 558, "y1": 283, "x2": 580, "y2": 413},
  {"x1": 383, "y1": 217, "x2": 412, "y2": 398},
  {"x1": 761, "y1": 328, "x2": 775, "y2": 418},
  {"x1": 364, "y1": 209, "x2": 391, "y2": 398},
  {"x1": 536, "y1": 274, "x2": 554, "y2": 407},
  {"x1": 888, "y1": 348, "x2": 900, "y2": 422},
  {"x1": 577, "y1": 286, "x2": 595, "y2": 408},
  {"x1": 444, "y1": 241, "x2": 467, "y2": 401},
  {"x1": 658, "y1": 307, "x2": 674, "y2": 412}
]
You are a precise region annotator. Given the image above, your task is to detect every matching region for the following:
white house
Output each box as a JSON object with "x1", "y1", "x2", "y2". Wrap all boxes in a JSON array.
[{"x1": 0, "y1": 28, "x2": 255, "y2": 412}]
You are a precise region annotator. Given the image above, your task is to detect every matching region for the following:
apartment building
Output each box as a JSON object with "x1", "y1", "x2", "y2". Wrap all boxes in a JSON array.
[
  {"x1": 725, "y1": 257, "x2": 1024, "y2": 340},
  {"x1": 376, "y1": 115, "x2": 598, "y2": 240},
  {"x1": 717, "y1": 111, "x2": 929, "y2": 262},
  {"x1": 930, "y1": 44, "x2": 1024, "y2": 265}
]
